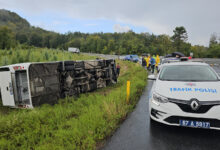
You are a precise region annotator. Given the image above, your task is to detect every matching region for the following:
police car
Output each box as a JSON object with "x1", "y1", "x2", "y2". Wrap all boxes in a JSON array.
[{"x1": 148, "y1": 62, "x2": 220, "y2": 130}]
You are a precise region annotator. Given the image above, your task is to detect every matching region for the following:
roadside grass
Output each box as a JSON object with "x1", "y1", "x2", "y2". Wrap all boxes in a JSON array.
[{"x1": 0, "y1": 50, "x2": 147, "y2": 149}]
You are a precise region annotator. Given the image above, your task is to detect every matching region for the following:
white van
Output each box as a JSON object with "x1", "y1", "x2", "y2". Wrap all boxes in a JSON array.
[{"x1": 68, "y1": 47, "x2": 80, "y2": 53}]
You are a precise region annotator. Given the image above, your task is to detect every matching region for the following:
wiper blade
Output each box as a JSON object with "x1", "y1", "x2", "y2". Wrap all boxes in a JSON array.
[
  {"x1": 160, "y1": 79, "x2": 174, "y2": 81},
  {"x1": 160, "y1": 78, "x2": 220, "y2": 82}
]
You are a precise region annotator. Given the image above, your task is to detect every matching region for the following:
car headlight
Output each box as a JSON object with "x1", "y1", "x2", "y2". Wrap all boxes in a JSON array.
[{"x1": 152, "y1": 92, "x2": 168, "y2": 103}]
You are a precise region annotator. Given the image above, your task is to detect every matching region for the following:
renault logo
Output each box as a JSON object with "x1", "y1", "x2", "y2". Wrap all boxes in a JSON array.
[
  {"x1": 190, "y1": 99, "x2": 200, "y2": 111},
  {"x1": 185, "y1": 83, "x2": 196, "y2": 86}
]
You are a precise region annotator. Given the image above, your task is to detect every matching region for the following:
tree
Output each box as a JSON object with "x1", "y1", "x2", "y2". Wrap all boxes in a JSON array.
[
  {"x1": 157, "y1": 34, "x2": 173, "y2": 55},
  {"x1": 191, "y1": 45, "x2": 207, "y2": 58},
  {"x1": 207, "y1": 44, "x2": 220, "y2": 58},
  {"x1": 16, "y1": 32, "x2": 28, "y2": 44},
  {"x1": 208, "y1": 33, "x2": 220, "y2": 58},
  {"x1": 107, "y1": 39, "x2": 115, "y2": 54},
  {"x1": 43, "y1": 34, "x2": 52, "y2": 48},
  {"x1": 171, "y1": 26, "x2": 188, "y2": 52},
  {"x1": 172, "y1": 26, "x2": 188, "y2": 42},
  {"x1": 0, "y1": 26, "x2": 16, "y2": 49},
  {"x1": 29, "y1": 32, "x2": 43, "y2": 47},
  {"x1": 67, "y1": 38, "x2": 81, "y2": 49},
  {"x1": 209, "y1": 33, "x2": 218, "y2": 47}
]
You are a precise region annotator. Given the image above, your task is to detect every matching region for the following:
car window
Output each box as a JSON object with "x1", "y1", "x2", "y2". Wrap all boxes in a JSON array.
[{"x1": 159, "y1": 65, "x2": 219, "y2": 81}]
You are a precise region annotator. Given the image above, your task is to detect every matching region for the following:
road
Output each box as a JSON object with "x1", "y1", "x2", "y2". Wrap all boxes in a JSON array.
[
  {"x1": 81, "y1": 52, "x2": 119, "y2": 60},
  {"x1": 103, "y1": 62, "x2": 220, "y2": 150}
]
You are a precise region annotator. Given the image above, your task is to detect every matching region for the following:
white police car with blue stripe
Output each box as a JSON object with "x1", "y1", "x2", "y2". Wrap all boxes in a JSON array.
[{"x1": 148, "y1": 62, "x2": 220, "y2": 129}]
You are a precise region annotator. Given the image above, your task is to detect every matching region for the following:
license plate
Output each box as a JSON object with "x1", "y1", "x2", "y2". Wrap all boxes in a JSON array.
[{"x1": 179, "y1": 120, "x2": 210, "y2": 129}]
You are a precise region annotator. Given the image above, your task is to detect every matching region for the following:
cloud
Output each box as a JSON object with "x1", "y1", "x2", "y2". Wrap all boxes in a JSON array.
[
  {"x1": 84, "y1": 23, "x2": 98, "y2": 27},
  {"x1": 52, "y1": 21, "x2": 69, "y2": 26},
  {"x1": 1, "y1": 0, "x2": 220, "y2": 45},
  {"x1": 113, "y1": 24, "x2": 130, "y2": 33}
]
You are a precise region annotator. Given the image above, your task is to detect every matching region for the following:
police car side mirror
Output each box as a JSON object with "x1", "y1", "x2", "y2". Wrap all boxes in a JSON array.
[{"x1": 148, "y1": 75, "x2": 156, "y2": 80}]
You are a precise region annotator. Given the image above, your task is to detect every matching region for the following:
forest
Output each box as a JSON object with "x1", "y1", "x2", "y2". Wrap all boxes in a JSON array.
[{"x1": 0, "y1": 9, "x2": 220, "y2": 58}]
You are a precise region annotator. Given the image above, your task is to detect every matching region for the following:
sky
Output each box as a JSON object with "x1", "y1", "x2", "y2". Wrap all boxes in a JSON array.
[{"x1": 0, "y1": 0, "x2": 220, "y2": 46}]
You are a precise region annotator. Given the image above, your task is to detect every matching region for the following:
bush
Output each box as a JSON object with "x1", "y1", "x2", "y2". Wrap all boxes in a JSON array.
[
  {"x1": 1, "y1": 56, "x2": 9, "y2": 65},
  {"x1": 53, "y1": 55, "x2": 58, "y2": 61},
  {"x1": 44, "y1": 51, "x2": 49, "y2": 60}
]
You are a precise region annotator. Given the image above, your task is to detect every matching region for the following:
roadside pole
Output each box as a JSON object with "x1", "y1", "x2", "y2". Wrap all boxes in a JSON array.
[{"x1": 126, "y1": 81, "x2": 130, "y2": 104}]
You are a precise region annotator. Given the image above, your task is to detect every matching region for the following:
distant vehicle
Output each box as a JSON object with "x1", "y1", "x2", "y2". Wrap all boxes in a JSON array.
[
  {"x1": 68, "y1": 47, "x2": 80, "y2": 53},
  {"x1": 165, "y1": 52, "x2": 185, "y2": 58},
  {"x1": 148, "y1": 62, "x2": 220, "y2": 130},
  {"x1": 119, "y1": 55, "x2": 126, "y2": 60},
  {"x1": 124, "y1": 55, "x2": 139, "y2": 63},
  {"x1": 142, "y1": 53, "x2": 148, "y2": 57}
]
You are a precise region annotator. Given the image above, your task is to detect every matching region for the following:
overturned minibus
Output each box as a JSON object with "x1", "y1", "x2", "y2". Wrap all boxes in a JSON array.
[{"x1": 0, "y1": 59, "x2": 117, "y2": 108}]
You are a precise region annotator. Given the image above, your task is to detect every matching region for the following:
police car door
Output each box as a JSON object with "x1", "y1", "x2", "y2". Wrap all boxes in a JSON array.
[{"x1": 0, "y1": 70, "x2": 15, "y2": 106}]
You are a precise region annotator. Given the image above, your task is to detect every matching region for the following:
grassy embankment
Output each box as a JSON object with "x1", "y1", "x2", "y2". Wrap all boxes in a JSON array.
[
  {"x1": 0, "y1": 49, "x2": 147, "y2": 150},
  {"x1": 0, "y1": 48, "x2": 97, "y2": 66}
]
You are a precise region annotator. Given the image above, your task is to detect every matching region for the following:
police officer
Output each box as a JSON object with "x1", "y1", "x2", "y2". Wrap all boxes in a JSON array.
[
  {"x1": 147, "y1": 55, "x2": 151, "y2": 71},
  {"x1": 150, "y1": 56, "x2": 156, "y2": 73},
  {"x1": 116, "y1": 63, "x2": 120, "y2": 77},
  {"x1": 155, "y1": 55, "x2": 160, "y2": 72},
  {"x1": 142, "y1": 56, "x2": 146, "y2": 67}
]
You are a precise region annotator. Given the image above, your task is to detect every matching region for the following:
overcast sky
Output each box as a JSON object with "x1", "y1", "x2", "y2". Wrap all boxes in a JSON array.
[{"x1": 1, "y1": 0, "x2": 220, "y2": 46}]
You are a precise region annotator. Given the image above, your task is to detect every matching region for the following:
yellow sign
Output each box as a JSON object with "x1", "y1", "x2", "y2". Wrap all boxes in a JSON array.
[{"x1": 126, "y1": 81, "x2": 130, "y2": 104}]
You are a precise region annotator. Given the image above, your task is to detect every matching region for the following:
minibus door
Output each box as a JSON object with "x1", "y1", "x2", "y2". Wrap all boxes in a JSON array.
[{"x1": 0, "y1": 71, "x2": 15, "y2": 106}]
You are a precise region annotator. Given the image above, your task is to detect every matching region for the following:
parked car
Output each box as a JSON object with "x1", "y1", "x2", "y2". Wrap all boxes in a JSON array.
[
  {"x1": 124, "y1": 55, "x2": 139, "y2": 63},
  {"x1": 119, "y1": 55, "x2": 126, "y2": 60}
]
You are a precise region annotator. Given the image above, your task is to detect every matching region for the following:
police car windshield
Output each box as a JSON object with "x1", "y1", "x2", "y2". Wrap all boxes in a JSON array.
[{"x1": 159, "y1": 65, "x2": 219, "y2": 81}]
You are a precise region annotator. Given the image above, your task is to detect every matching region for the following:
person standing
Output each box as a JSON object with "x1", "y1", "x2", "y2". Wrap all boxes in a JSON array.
[
  {"x1": 155, "y1": 55, "x2": 160, "y2": 72},
  {"x1": 150, "y1": 56, "x2": 156, "y2": 73},
  {"x1": 142, "y1": 56, "x2": 146, "y2": 67},
  {"x1": 152, "y1": 55, "x2": 156, "y2": 61},
  {"x1": 146, "y1": 56, "x2": 150, "y2": 70},
  {"x1": 116, "y1": 63, "x2": 120, "y2": 77}
]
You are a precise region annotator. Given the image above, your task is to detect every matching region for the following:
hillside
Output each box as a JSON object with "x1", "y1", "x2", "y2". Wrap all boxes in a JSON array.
[
  {"x1": 0, "y1": 9, "x2": 30, "y2": 31},
  {"x1": 0, "y1": 9, "x2": 59, "y2": 47}
]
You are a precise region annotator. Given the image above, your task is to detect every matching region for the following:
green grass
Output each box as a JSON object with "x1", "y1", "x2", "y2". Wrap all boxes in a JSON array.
[
  {"x1": 0, "y1": 48, "x2": 97, "y2": 66},
  {"x1": 0, "y1": 49, "x2": 147, "y2": 150}
]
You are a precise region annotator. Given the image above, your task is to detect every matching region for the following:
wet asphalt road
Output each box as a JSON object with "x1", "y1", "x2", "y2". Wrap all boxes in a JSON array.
[{"x1": 103, "y1": 62, "x2": 220, "y2": 150}]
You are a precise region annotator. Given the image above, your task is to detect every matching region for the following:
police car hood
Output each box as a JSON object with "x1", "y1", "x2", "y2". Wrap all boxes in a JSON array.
[{"x1": 155, "y1": 80, "x2": 220, "y2": 101}]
